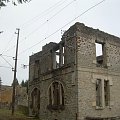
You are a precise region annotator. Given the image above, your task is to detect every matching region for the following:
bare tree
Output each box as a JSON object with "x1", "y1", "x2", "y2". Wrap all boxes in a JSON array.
[{"x1": 0, "y1": 0, "x2": 31, "y2": 8}]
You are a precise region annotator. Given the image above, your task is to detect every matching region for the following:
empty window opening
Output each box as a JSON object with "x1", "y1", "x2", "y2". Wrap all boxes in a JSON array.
[
  {"x1": 48, "y1": 82, "x2": 64, "y2": 110},
  {"x1": 53, "y1": 43, "x2": 65, "y2": 69},
  {"x1": 96, "y1": 79, "x2": 110, "y2": 107},
  {"x1": 104, "y1": 80, "x2": 110, "y2": 106},
  {"x1": 96, "y1": 79, "x2": 102, "y2": 107},
  {"x1": 34, "y1": 60, "x2": 39, "y2": 79},
  {"x1": 63, "y1": 46, "x2": 65, "y2": 53},
  {"x1": 62, "y1": 46, "x2": 65, "y2": 65},
  {"x1": 95, "y1": 42, "x2": 104, "y2": 65},
  {"x1": 59, "y1": 45, "x2": 65, "y2": 66},
  {"x1": 31, "y1": 88, "x2": 40, "y2": 115},
  {"x1": 53, "y1": 82, "x2": 60, "y2": 105},
  {"x1": 56, "y1": 50, "x2": 60, "y2": 68}
]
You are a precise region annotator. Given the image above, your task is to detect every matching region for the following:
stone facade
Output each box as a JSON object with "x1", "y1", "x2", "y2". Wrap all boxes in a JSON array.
[{"x1": 28, "y1": 22, "x2": 120, "y2": 120}]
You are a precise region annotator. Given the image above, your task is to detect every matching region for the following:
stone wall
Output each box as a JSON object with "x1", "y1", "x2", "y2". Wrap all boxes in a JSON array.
[
  {"x1": 74, "y1": 22, "x2": 120, "y2": 120},
  {"x1": 29, "y1": 31, "x2": 78, "y2": 119},
  {"x1": 28, "y1": 22, "x2": 120, "y2": 120}
]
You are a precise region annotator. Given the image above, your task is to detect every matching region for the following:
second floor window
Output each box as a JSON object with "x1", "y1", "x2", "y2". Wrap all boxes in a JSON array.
[
  {"x1": 53, "y1": 43, "x2": 65, "y2": 69},
  {"x1": 95, "y1": 42, "x2": 104, "y2": 65},
  {"x1": 34, "y1": 60, "x2": 39, "y2": 79}
]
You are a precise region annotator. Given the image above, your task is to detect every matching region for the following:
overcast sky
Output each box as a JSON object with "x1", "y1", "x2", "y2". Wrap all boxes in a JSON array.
[{"x1": 0, "y1": 0, "x2": 120, "y2": 85}]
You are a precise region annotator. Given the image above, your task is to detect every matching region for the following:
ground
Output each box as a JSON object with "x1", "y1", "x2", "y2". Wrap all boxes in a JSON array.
[{"x1": 0, "y1": 109, "x2": 39, "y2": 120}]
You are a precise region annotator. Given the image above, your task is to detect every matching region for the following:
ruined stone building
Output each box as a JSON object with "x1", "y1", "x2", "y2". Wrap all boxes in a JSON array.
[{"x1": 28, "y1": 22, "x2": 120, "y2": 120}]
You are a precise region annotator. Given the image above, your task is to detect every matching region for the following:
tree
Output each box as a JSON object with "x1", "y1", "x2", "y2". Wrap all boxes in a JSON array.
[
  {"x1": 21, "y1": 79, "x2": 28, "y2": 87},
  {"x1": 21, "y1": 80, "x2": 25, "y2": 87},
  {"x1": 20, "y1": 79, "x2": 28, "y2": 93},
  {"x1": 0, "y1": 0, "x2": 31, "y2": 8},
  {"x1": 11, "y1": 78, "x2": 19, "y2": 87}
]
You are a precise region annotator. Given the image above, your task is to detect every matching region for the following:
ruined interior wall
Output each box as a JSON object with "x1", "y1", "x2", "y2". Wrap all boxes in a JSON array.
[
  {"x1": 29, "y1": 36, "x2": 78, "y2": 120},
  {"x1": 29, "y1": 52, "x2": 41, "y2": 82},
  {"x1": 63, "y1": 30, "x2": 76, "y2": 65},
  {"x1": 40, "y1": 51, "x2": 53, "y2": 74}
]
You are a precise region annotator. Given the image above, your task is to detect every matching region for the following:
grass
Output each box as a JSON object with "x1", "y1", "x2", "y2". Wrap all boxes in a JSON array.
[{"x1": 0, "y1": 109, "x2": 39, "y2": 120}]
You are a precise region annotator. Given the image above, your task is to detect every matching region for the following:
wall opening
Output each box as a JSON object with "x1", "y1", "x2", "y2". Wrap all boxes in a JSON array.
[
  {"x1": 95, "y1": 42, "x2": 104, "y2": 65},
  {"x1": 62, "y1": 46, "x2": 65, "y2": 65},
  {"x1": 96, "y1": 79, "x2": 110, "y2": 107},
  {"x1": 31, "y1": 88, "x2": 40, "y2": 116},
  {"x1": 53, "y1": 43, "x2": 65, "y2": 69},
  {"x1": 96, "y1": 79, "x2": 102, "y2": 107},
  {"x1": 104, "y1": 80, "x2": 110, "y2": 106},
  {"x1": 56, "y1": 50, "x2": 60, "y2": 68},
  {"x1": 34, "y1": 60, "x2": 39, "y2": 79},
  {"x1": 47, "y1": 81, "x2": 64, "y2": 110}
]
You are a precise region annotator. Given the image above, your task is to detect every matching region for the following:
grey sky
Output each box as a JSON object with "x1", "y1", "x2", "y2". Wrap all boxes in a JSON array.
[{"x1": 0, "y1": 0, "x2": 120, "y2": 85}]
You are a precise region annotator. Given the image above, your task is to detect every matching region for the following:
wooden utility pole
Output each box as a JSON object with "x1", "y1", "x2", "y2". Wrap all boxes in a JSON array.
[
  {"x1": 0, "y1": 77, "x2": 1, "y2": 107},
  {"x1": 12, "y1": 28, "x2": 20, "y2": 115}
]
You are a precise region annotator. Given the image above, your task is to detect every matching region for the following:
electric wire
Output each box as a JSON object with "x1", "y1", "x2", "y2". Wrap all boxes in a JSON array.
[
  {"x1": 0, "y1": 54, "x2": 14, "y2": 58},
  {"x1": 1, "y1": 32, "x2": 15, "y2": 54},
  {"x1": 20, "y1": 0, "x2": 76, "y2": 40},
  {"x1": 0, "y1": 55, "x2": 13, "y2": 68},
  {"x1": 20, "y1": 0, "x2": 67, "y2": 29},
  {"x1": 2, "y1": 44, "x2": 16, "y2": 54},
  {"x1": 2, "y1": 0, "x2": 75, "y2": 54},
  {"x1": 0, "y1": 65, "x2": 12, "y2": 69},
  {"x1": 19, "y1": 0, "x2": 106, "y2": 55}
]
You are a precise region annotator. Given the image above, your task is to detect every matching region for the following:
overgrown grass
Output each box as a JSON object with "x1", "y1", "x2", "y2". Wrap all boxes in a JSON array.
[{"x1": 0, "y1": 109, "x2": 39, "y2": 120}]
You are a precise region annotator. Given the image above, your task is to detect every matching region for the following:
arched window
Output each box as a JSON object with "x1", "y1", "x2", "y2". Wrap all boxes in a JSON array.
[
  {"x1": 31, "y1": 88, "x2": 40, "y2": 116},
  {"x1": 47, "y1": 81, "x2": 64, "y2": 110}
]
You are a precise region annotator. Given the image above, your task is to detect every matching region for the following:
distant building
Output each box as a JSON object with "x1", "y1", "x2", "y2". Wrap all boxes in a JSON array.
[
  {"x1": 0, "y1": 85, "x2": 12, "y2": 109},
  {"x1": 16, "y1": 85, "x2": 28, "y2": 107},
  {"x1": 0, "y1": 85, "x2": 28, "y2": 109},
  {"x1": 28, "y1": 22, "x2": 120, "y2": 120}
]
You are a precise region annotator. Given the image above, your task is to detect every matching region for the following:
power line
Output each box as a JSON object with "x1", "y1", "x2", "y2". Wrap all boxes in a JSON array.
[
  {"x1": 20, "y1": 0, "x2": 76, "y2": 40},
  {"x1": 20, "y1": 0, "x2": 67, "y2": 28},
  {"x1": 19, "y1": 0, "x2": 106, "y2": 55},
  {"x1": 2, "y1": 44, "x2": 16, "y2": 54},
  {"x1": 1, "y1": 32, "x2": 15, "y2": 54},
  {"x1": 0, "y1": 65, "x2": 12, "y2": 69},
  {"x1": 0, "y1": 54, "x2": 14, "y2": 58},
  {"x1": 0, "y1": 55, "x2": 13, "y2": 68},
  {"x1": 2, "y1": 0, "x2": 75, "y2": 54}
]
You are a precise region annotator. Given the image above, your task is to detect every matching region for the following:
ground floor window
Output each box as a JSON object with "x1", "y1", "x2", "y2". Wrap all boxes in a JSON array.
[
  {"x1": 96, "y1": 79, "x2": 110, "y2": 108},
  {"x1": 30, "y1": 88, "x2": 40, "y2": 116},
  {"x1": 47, "y1": 81, "x2": 64, "y2": 110}
]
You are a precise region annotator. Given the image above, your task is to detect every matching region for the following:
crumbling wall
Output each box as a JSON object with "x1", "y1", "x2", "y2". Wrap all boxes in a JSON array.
[
  {"x1": 29, "y1": 38, "x2": 78, "y2": 119},
  {"x1": 74, "y1": 22, "x2": 120, "y2": 120},
  {"x1": 29, "y1": 22, "x2": 120, "y2": 120}
]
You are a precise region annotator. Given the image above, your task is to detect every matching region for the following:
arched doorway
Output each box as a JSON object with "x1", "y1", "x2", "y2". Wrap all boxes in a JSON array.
[{"x1": 31, "y1": 88, "x2": 40, "y2": 116}]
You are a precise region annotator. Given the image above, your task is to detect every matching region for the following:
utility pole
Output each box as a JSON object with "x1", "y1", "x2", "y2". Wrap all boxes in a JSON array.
[
  {"x1": 12, "y1": 28, "x2": 20, "y2": 115},
  {"x1": 0, "y1": 77, "x2": 1, "y2": 108}
]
